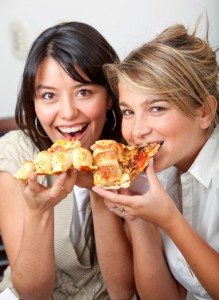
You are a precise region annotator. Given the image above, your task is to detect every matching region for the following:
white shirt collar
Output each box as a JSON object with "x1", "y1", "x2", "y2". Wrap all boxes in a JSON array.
[{"x1": 188, "y1": 125, "x2": 219, "y2": 188}]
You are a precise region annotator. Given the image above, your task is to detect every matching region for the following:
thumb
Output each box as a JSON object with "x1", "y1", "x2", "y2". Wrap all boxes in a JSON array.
[
  {"x1": 19, "y1": 179, "x2": 28, "y2": 192},
  {"x1": 145, "y1": 158, "x2": 160, "y2": 187}
]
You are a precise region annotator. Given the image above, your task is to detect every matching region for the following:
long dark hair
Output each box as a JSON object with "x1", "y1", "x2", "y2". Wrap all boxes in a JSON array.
[
  {"x1": 15, "y1": 21, "x2": 122, "y2": 149},
  {"x1": 15, "y1": 21, "x2": 123, "y2": 264}
]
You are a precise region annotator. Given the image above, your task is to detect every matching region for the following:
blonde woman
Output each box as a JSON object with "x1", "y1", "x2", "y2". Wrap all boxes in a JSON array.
[{"x1": 93, "y1": 21, "x2": 219, "y2": 299}]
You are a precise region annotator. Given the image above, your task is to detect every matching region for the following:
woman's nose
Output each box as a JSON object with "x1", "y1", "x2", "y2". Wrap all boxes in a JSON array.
[
  {"x1": 132, "y1": 119, "x2": 152, "y2": 138},
  {"x1": 60, "y1": 99, "x2": 79, "y2": 120}
]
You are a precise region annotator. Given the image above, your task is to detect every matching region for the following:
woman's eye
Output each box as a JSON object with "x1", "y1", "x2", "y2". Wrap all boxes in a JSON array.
[
  {"x1": 42, "y1": 92, "x2": 55, "y2": 100},
  {"x1": 121, "y1": 109, "x2": 133, "y2": 116},
  {"x1": 151, "y1": 106, "x2": 165, "y2": 112},
  {"x1": 77, "y1": 89, "x2": 91, "y2": 97}
]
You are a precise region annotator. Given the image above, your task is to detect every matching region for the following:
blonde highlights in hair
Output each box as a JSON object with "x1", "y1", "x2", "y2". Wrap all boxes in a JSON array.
[{"x1": 104, "y1": 18, "x2": 219, "y2": 135}]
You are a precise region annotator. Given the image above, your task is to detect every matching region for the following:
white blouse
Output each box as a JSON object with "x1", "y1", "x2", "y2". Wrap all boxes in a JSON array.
[{"x1": 160, "y1": 125, "x2": 219, "y2": 299}]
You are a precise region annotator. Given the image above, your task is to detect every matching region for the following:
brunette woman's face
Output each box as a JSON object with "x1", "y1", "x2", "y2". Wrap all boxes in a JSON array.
[
  {"x1": 34, "y1": 57, "x2": 112, "y2": 149},
  {"x1": 118, "y1": 82, "x2": 210, "y2": 173}
]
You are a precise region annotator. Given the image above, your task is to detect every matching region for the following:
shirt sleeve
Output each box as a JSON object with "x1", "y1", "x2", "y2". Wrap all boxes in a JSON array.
[{"x1": 0, "y1": 130, "x2": 38, "y2": 176}]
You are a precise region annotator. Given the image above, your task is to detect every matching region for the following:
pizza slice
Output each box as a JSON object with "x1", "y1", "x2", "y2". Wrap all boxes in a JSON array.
[
  {"x1": 90, "y1": 140, "x2": 160, "y2": 189},
  {"x1": 90, "y1": 140, "x2": 130, "y2": 189},
  {"x1": 123, "y1": 143, "x2": 160, "y2": 180},
  {"x1": 14, "y1": 139, "x2": 97, "y2": 180}
]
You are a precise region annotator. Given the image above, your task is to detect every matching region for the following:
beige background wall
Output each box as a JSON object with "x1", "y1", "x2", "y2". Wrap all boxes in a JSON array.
[{"x1": 0, "y1": 0, "x2": 219, "y2": 118}]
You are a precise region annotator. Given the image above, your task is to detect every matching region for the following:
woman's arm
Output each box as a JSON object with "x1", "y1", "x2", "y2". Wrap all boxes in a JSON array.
[
  {"x1": 164, "y1": 211, "x2": 219, "y2": 299},
  {"x1": 103, "y1": 187, "x2": 185, "y2": 299},
  {"x1": 93, "y1": 162, "x2": 219, "y2": 298},
  {"x1": 0, "y1": 170, "x2": 76, "y2": 300},
  {"x1": 90, "y1": 190, "x2": 135, "y2": 300},
  {"x1": 136, "y1": 164, "x2": 219, "y2": 299},
  {"x1": 127, "y1": 219, "x2": 186, "y2": 300}
]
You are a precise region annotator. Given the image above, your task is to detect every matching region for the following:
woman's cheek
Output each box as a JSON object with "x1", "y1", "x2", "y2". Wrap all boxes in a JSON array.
[{"x1": 122, "y1": 122, "x2": 131, "y2": 142}]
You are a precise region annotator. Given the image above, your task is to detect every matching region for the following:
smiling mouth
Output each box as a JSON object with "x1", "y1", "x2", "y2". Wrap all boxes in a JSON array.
[{"x1": 58, "y1": 124, "x2": 88, "y2": 139}]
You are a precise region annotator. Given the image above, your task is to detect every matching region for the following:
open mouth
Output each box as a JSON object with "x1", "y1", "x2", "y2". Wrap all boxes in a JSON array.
[
  {"x1": 141, "y1": 141, "x2": 164, "y2": 147},
  {"x1": 58, "y1": 124, "x2": 88, "y2": 139},
  {"x1": 155, "y1": 141, "x2": 164, "y2": 150}
]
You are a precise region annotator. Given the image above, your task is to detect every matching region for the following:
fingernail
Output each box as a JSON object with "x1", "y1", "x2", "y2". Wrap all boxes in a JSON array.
[{"x1": 59, "y1": 172, "x2": 66, "y2": 180}]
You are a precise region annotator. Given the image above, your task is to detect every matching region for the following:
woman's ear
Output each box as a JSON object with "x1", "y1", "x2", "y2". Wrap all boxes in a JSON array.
[{"x1": 199, "y1": 95, "x2": 217, "y2": 129}]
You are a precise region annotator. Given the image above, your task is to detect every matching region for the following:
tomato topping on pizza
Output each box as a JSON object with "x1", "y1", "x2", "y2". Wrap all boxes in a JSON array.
[{"x1": 91, "y1": 140, "x2": 160, "y2": 189}]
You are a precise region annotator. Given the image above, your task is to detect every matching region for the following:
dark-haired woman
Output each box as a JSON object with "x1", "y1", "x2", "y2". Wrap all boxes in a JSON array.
[{"x1": 0, "y1": 22, "x2": 135, "y2": 300}]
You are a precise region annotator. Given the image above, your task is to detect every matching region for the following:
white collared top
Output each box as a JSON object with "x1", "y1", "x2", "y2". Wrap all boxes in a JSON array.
[{"x1": 160, "y1": 125, "x2": 219, "y2": 299}]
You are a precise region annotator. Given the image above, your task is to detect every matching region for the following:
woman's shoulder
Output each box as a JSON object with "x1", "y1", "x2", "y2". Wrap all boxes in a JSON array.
[
  {"x1": 0, "y1": 130, "x2": 39, "y2": 174},
  {"x1": 0, "y1": 129, "x2": 38, "y2": 153}
]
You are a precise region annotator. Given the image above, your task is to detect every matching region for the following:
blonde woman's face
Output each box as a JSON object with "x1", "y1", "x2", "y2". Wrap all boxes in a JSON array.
[
  {"x1": 118, "y1": 82, "x2": 209, "y2": 173},
  {"x1": 34, "y1": 57, "x2": 112, "y2": 149}
]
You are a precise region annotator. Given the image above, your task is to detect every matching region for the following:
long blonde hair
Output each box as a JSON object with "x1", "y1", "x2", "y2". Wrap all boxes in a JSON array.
[{"x1": 105, "y1": 18, "x2": 219, "y2": 135}]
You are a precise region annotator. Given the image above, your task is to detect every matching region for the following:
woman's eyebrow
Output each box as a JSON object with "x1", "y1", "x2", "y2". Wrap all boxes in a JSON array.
[
  {"x1": 119, "y1": 98, "x2": 168, "y2": 106},
  {"x1": 147, "y1": 99, "x2": 168, "y2": 104},
  {"x1": 35, "y1": 82, "x2": 95, "y2": 91},
  {"x1": 119, "y1": 101, "x2": 128, "y2": 106},
  {"x1": 35, "y1": 84, "x2": 56, "y2": 91}
]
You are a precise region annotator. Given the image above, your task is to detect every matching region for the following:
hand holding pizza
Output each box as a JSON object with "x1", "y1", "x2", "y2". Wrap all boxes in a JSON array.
[
  {"x1": 103, "y1": 188, "x2": 140, "y2": 223},
  {"x1": 92, "y1": 160, "x2": 179, "y2": 230},
  {"x1": 19, "y1": 169, "x2": 78, "y2": 212}
]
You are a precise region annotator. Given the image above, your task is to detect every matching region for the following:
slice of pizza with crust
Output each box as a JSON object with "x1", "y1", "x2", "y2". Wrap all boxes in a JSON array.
[
  {"x1": 90, "y1": 140, "x2": 160, "y2": 189},
  {"x1": 14, "y1": 139, "x2": 97, "y2": 180},
  {"x1": 91, "y1": 140, "x2": 130, "y2": 189}
]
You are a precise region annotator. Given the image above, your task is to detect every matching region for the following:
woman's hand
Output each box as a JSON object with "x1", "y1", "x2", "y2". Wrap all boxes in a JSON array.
[
  {"x1": 103, "y1": 189, "x2": 142, "y2": 223},
  {"x1": 19, "y1": 169, "x2": 77, "y2": 212},
  {"x1": 92, "y1": 161, "x2": 179, "y2": 230}
]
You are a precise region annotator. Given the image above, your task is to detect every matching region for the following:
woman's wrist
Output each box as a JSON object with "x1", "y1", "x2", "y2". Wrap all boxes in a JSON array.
[
  {"x1": 128, "y1": 218, "x2": 156, "y2": 231},
  {"x1": 24, "y1": 202, "x2": 54, "y2": 226}
]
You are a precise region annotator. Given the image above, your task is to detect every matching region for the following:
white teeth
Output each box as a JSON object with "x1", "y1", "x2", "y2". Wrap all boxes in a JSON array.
[
  {"x1": 59, "y1": 125, "x2": 84, "y2": 133},
  {"x1": 146, "y1": 141, "x2": 164, "y2": 146}
]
